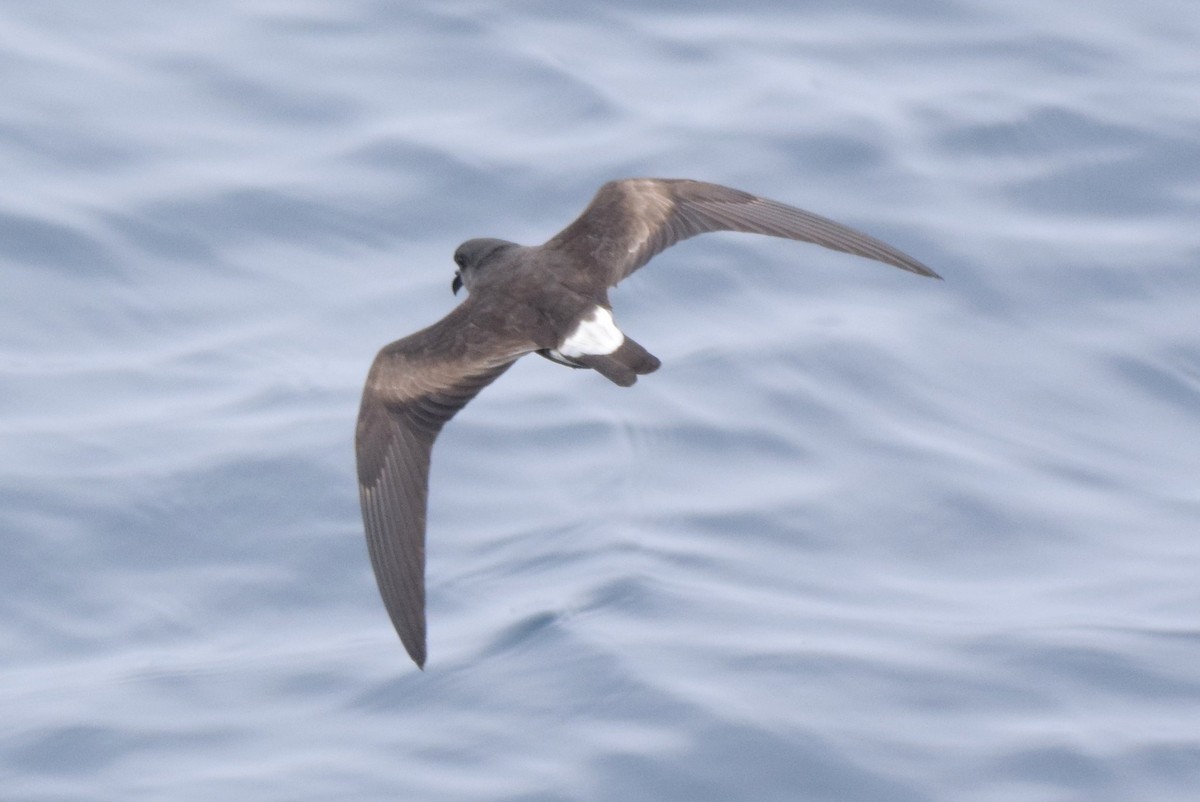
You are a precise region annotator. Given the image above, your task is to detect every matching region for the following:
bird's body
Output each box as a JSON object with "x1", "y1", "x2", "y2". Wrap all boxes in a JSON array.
[{"x1": 356, "y1": 178, "x2": 940, "y2": 667}]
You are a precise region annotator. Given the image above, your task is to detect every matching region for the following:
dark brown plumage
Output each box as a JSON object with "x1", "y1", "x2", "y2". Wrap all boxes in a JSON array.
[{"x1": 356, "y1": 178, "x2": 939, "y2": 667}]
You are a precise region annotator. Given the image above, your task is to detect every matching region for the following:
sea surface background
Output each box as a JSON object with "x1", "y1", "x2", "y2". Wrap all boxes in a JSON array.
[{"x1": 3, "y1": 2, "x2": 1199, "y2": 800}]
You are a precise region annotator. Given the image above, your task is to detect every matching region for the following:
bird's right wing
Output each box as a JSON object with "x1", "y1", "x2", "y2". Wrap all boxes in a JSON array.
[
  {"x1": 541, "y1": 178, "x2": 940, "y2": 287},
  {"x1": 355, "y1": 301, "x2": 534, "y2": 667}
]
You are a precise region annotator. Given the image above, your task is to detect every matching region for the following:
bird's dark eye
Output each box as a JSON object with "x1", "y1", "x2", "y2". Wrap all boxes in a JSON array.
[{"x1": 454, "y1": 254, "x2": 466, "y2": 267}]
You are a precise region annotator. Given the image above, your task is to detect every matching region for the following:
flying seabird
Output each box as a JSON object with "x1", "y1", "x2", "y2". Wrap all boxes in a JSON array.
[{"x1": 356, "y1": 178, "x2": 940, "y2": 667}]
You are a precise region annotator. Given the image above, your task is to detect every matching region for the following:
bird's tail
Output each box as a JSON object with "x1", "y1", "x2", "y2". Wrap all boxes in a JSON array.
[{"x1": 576, "y1": 337, "x2": 661, "y2": 386}]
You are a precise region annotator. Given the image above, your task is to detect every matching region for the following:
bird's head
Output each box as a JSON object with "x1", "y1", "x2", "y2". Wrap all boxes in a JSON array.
[{"x1": 451, "y1": 238, "x2": 518, "y2": 295}]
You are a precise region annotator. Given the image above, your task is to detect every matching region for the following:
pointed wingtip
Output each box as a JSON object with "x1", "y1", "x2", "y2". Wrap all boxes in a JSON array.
[
  {"x1": 408, "y1": 645, "x2": 427, "y2": 670},
  {"x1": 894, "y1": 253, "x2": 941, "y2": 280},
  {"x1": 400, "y1": 633, "x2": 427, "y2": 669},
  {"x1": 902, "y1": 259, "x2": 942, "y2": 280}
]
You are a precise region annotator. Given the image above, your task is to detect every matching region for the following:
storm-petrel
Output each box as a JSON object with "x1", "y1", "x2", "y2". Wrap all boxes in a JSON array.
[{"x1": 356, "y1": 178, "x2": 940, "y2": 667}]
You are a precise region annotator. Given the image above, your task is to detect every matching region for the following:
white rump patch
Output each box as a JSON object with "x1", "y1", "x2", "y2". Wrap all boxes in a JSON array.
[{"x1": 559, "y1": 306, "x2": 625, "y2": 358}]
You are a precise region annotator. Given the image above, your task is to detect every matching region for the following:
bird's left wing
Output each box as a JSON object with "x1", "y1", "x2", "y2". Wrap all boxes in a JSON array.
[{"x1": 355, "y1": 301, "x2": 534, "y2": 667}]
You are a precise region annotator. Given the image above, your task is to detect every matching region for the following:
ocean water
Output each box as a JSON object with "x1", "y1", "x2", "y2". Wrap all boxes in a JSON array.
[{"x1": 3, "y1": 1, "x2": 1199, "y2": 800}]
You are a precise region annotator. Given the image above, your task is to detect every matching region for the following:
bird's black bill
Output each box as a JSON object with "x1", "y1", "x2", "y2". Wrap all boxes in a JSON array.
[{"x1": 451, "y1": 273, "x2": 462, "y2": 295}]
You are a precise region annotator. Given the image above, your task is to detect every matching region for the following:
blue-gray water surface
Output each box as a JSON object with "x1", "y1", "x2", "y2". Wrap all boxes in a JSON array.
[{"x1": 3, "y1": 2, "x2": 1199, "y2": 800}]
